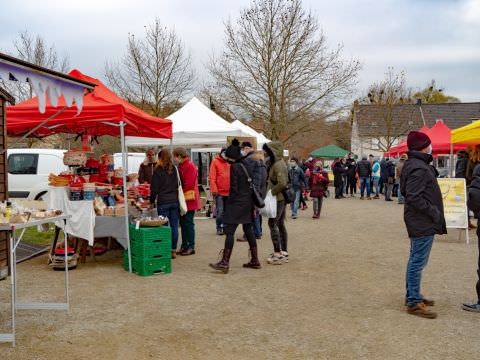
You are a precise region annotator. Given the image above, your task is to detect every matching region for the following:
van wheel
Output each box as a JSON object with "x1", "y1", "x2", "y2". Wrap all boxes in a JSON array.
[{"x1": 35, "y1": 191, "x2": 48, "y2": 201}]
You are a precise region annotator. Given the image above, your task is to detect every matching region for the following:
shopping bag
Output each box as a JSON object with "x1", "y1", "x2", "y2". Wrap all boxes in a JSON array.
[
  {"x1": 260, "y1": 190, "x2": 277, "y2": 218},
  {"x1": 175, "y1": 167, "x2": 188, "y2": 215}
]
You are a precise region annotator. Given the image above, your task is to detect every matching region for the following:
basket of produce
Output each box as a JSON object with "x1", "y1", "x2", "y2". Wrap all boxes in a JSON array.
[
  {"x1": 136, "y1": 216, "x2": 168, "y2": 227},
  {"x1": 63, "y1": 150, "x2": 87, "y2": 166}
]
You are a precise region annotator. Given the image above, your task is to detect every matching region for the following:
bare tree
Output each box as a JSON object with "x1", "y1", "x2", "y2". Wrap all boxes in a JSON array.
[
  {"x1": 105, "y1": 18, "x2": 195, "y2": 117},
  {"x1": 414, "y1": 79, "x2": 460, "y2": 104},
  {"x1": 1, "y1": 30, "x2": 70, "y2": 101},
  {"x1": 360, "y1": 68, "x2": 415, "y2": 151},
  {"x1": 207, "y1": 0, "x2": 360, "y2": 143}
]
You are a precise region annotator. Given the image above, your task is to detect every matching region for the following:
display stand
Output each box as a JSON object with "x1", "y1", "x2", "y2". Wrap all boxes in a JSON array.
[
  {"x1": 0, "y1": 215, "x2": 70, "y2": 347},
  {"x1": 438, "y1": 178, "x2": 470, "y2": 244}
]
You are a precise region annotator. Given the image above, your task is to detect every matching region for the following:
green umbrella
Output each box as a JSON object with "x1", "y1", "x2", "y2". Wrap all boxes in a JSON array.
[{"x1": 310, "y1": 144, "x2": 349, "y2": 159}]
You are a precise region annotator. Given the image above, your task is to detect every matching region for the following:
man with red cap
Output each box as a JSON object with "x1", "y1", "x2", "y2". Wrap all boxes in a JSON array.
[{"x1": 400, "y1": 131, "x2": 447, "y2": 319}]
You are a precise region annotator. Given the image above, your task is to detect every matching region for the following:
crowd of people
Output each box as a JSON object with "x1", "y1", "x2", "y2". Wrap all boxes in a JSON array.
[
  {"x1": 142, "y1": 137, "x2": 480, "y2": 318},
  {"x1": 331, "y1": 153, "x2": 405, "y2": 202}
]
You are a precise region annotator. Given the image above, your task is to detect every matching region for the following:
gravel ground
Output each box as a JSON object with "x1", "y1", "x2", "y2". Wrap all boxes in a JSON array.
[{"x1": 1, "y1": 193, "x2": 480, "y2": 359}]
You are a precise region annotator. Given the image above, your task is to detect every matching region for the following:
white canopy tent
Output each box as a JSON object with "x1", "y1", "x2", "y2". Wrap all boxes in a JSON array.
[
  {"x1": 125, "y1": 97, "x2": 249, "y2": 148},
  {"x1": 231, "y1": 120, "x2": 271, "y2": 149}
]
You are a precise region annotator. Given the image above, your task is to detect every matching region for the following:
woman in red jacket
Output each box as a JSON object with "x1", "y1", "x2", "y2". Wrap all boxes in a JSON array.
[
  {"x1": 173, "y1": 147, "x2": 200, "y2": 256},
  {"x1": 309, "y1": 161, "x2": 329, "y2": 219}
]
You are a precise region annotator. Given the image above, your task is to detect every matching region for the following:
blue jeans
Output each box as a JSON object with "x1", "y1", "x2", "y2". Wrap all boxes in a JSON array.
[
  {"x1": 253, "y1": 209, "x2": 262, "y2": 237},
  {"x1": 157, "y1": 202, "x2": 179, "y2": 250},
  {"x1": 372, "y1": 177, "x2": 380, "y2": 196},
  {"x1": 406, "y1": 235, "x2": 435, "y2": 306},
  {"x1": 360, "y1": 177, "x2": 371, "y2": 197},
  {"x1": 398, "y1": 186, "x2": 405, "y2": 203},
  {"x1": 215, "y1": 195, "x2": 227, "y2": 231},
  {"x1": 290, "y1": 189, "x2": 302, "y2": 216}
]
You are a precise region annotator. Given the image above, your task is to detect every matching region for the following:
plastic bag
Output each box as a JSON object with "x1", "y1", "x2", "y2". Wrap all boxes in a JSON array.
[{"x1": 260, "y1": 190, "x2": 277, "y2": 218}]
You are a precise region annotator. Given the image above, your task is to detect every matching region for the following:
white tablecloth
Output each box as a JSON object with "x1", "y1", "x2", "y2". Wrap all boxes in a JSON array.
[{"x1": 46, "y1": 187, "x2": 95, "y2": 246}]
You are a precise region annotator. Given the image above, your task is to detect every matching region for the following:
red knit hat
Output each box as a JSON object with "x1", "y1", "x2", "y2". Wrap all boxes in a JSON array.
[{"x1": 407, "y1": 131, "x2": 431, "y2": 151}]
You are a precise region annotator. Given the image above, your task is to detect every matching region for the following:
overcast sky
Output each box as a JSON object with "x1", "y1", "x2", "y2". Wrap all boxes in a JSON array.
[{"x1": 1, "y1": 0, "x2": 479, "y2": 102}]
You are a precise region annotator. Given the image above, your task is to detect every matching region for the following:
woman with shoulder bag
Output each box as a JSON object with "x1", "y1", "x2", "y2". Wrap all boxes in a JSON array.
[
  {"x1": 150, "y1": 149, "x2": 180, "y2": 259},
  {"x1": 173, "y1": 147, "x2": 200, "y2": 256},
  {"x1": 209, "y1": 139, "x2": 261, "y2": 273}
]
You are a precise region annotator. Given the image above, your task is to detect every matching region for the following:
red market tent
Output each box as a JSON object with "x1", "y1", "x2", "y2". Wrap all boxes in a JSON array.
[
  {"x1": 385, "y1": 121, "x2": 467, "y2": 157},
  {"x1": 384, "y1": 126, "x2": 429, "y2": 157},
  {"x1": 6, "y1": 69, "x2": 172, "y2": 139},
  {"x1": 425, "y1": 119, "x2": 466, "y2": 154},
  {"x1": 6, "y1": 69, "x2": 172, "y2": 274}
]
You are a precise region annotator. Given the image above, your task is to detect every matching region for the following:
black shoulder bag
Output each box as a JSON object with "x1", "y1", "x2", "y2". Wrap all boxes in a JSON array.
[
  {"x1": 282, "y1": 169, "x2": 295, "y2": 204},
  {"x1": 239, "y1": 163, "x2": 265, "y2": 209}
]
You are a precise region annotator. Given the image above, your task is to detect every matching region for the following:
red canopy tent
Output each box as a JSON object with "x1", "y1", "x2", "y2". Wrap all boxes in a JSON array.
[
  {"x1": 385, "y1": 121, "x2": 467, "y2": 157},
  {"x1": 6, "y1": 69, "x2": 172, "y2": 139},
  {"x1": 384, "y1": 126, "x2": 429, "y2": 157},
  {"x1": 425, "y1": 119, "x2": 467, "y2": 154},
  {"x1": 6, "y1": 69, "x2": 172, "y2": 273}
]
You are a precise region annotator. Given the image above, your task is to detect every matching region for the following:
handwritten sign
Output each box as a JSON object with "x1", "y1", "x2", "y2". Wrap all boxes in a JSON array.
[{"x1": 438, "y1": 178, "x2": 468, "y2": 229}]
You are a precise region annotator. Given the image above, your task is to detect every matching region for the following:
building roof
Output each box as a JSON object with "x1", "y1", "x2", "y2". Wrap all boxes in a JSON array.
[
  {"x1": 0, "y1": 52, "x2": 95, "y2": 90},
  {"x1": 354, "y1": 102, "x2": 480, "y2": 137}
]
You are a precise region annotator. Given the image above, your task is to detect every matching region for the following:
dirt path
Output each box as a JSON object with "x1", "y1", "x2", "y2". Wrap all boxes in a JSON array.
[{"x1": 1, "y1": 194, "x2": 479, "y2": 359}]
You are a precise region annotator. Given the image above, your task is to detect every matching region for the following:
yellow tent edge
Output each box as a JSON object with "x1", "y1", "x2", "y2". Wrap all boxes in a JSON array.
[{"x1": 451, "y1": 119, "x2": 480, "y2": 145}]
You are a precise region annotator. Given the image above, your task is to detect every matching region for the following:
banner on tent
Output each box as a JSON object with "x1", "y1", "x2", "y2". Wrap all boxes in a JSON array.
[
  {"x1": 227, "y1": 136, "x2": 257, "y2": 151},
  {"x1": 438, "y1": 178, "x2": 468, "y2": 229}
]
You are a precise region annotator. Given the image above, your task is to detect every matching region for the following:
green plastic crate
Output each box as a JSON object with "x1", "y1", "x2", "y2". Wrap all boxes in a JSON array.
[
  {"x1": 130, "y1": 235, "x2": 171, "y2": 250},
  {"x1": 130, "y1": 241, "x2": 171, "y2": 258},
  {"x1": 123, "y1": 252, "x2": 172, "y2": 276},
  {"x1": 129, "y1": 224, "x2": 171, "y2": 243}
]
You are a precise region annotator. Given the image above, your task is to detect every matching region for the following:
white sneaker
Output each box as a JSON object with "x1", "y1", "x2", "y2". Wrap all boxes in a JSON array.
[
  {"x1": 267, "y1": 253, "x2": 284, "y2": 265},
  {"x1": 281, "y1": 251, "x2": 289, "y2": 263}
]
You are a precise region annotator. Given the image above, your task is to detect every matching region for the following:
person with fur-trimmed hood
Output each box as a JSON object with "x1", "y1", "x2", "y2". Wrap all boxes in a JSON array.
[
  {"x1": 263, "y1": 142, "x2": 289, "y2": 265},
  {"x1": 209, "y1": 139, "x2": 261, "y2": 273}
]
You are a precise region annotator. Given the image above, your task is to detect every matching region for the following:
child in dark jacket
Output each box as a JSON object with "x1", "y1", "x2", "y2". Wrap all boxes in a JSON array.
[{"x1": 309, "y1": 161, "x2": 329, "y2": 219}]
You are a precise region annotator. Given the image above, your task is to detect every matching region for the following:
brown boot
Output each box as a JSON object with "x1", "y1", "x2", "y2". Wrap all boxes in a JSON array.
[
  {"x1": 404, "y1": 298, "x2": 435, "y2": 307},
  {"x1": 243, "y1": 247, "x2": 261, "y2": 269},
  {"x1": 209, "y1": 249, "x2": 232, "y2": 274},
  {"x1": 407, "y1": 303, "x2": 437, "y2": 319}
]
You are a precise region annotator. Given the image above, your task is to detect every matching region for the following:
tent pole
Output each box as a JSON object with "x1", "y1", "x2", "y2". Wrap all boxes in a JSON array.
[
  {"x1": 450, "y1": 142, "x2": 454, "y2": 177},
  {"x1": 120, "y1": 121, "x2": 132, "y2": 273}
]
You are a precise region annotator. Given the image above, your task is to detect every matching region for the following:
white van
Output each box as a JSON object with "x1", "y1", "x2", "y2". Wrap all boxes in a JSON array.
[{"x1": 7, "y1": 149, "x2": 68, "y2": 199}]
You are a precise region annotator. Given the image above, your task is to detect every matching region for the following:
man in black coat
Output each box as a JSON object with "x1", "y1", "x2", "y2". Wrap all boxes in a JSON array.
[
  {"x1": 345, "y1": 153, "x2": 357, "y2": 196},
  {"x1": 455, "y1": 150, "x2": 468, "y2": 179},
  {"x1": 400, "y1": 131, "x2": 447, "y2": 319},
  {"x1": 463, "y1": 164, "x2": 480, "y2": 312},
  {"x1": 383, "y1": 158, "x2": 396, "y2": 201},
  {"x1": 356, "y1": 155, "x2": 372, "y2": 199}
]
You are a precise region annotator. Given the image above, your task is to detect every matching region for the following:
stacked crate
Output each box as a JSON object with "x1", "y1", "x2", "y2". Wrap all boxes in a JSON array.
[{"x1": 123, "y1": 224, "x2": 172, "y2": 276}]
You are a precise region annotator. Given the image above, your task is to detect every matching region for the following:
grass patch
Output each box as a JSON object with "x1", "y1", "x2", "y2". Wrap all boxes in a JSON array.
[{"x1": 15, "y1": 225, "x2": 63, "y2": 247}]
